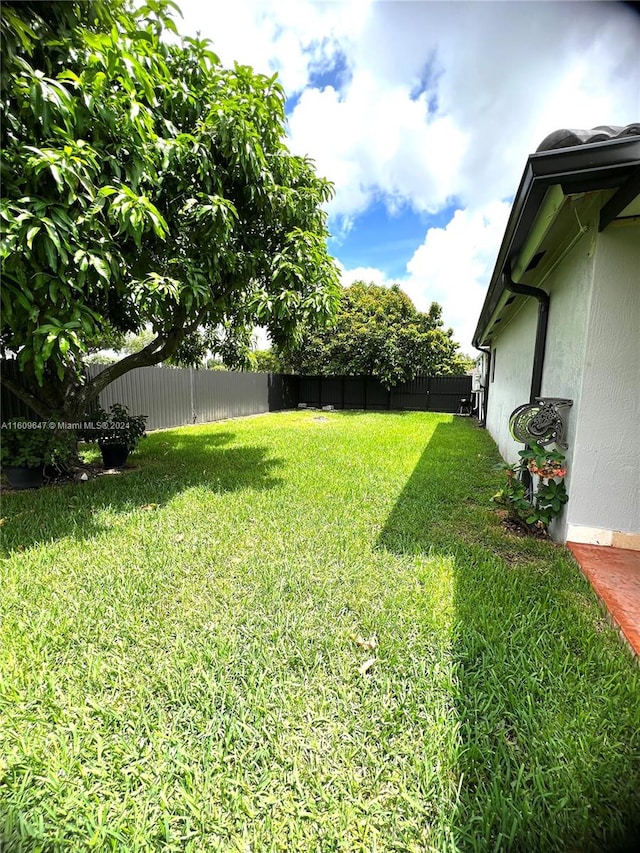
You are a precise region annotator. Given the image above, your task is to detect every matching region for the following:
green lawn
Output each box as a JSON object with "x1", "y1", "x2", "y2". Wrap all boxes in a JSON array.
[{"x1": 1, "y1": 411, "x2": 639, "y2": 852}]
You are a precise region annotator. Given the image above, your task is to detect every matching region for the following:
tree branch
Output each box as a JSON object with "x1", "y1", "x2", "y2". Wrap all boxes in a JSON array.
[{"x1": 73, "y1": 309, "x2": 207, "y2": 411}]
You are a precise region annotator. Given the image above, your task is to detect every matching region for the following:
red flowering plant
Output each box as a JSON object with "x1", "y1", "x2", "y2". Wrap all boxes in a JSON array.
[{"x1": 492, "y1": 442, "x2": 568, "y2": 534}]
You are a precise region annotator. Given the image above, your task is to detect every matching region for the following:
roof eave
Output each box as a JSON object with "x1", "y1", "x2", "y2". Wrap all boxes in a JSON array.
[{"x1": 473, "y1": 135, "x2": 640, "y2": 350}]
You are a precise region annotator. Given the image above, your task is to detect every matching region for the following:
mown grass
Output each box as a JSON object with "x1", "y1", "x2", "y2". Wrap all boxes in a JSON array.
[{"x1": 1, "y1": 411, "x2": 639, "y2": 852}]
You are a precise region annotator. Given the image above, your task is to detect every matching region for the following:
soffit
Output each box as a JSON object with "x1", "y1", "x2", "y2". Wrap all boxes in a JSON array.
[{"x1": 473, "y1": 134, "x2": 640, "y2": 349}]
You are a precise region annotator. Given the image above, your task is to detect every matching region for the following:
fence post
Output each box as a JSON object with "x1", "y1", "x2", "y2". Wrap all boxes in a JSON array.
[{"x1": 190, "y1": 369, "x2": 196, "y2": 423}]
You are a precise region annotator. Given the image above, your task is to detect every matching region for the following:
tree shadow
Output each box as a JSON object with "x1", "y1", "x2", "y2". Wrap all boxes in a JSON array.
[
  {"x1": 1, "y1": 428, "x2": 282, "y2": 554},
  {"x1": 379, "y1": 421, "x2": 640, "y2": 851}
]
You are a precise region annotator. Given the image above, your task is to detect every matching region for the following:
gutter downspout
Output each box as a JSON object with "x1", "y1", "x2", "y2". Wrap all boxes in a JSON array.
[
  {"x1": 503, "y1": 263, "x2": 550, "y2": 498},
  {"x1": 503, "y1": 262, "x2": 549, "y2": 403},
  {"x1": 475, "y1": 346, "x2": 491, "y2": 427}
]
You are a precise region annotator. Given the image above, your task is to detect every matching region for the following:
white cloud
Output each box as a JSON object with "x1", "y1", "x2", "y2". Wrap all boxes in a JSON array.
[
  {"x1": 338, "y1": 200, "x2": 512, "y2": 354},
  {"x1": 287, "y1": 73, "x2": 468, "y2": 226},
  {"x1": 286, "y1": 0, "x2": 639, "y2": 217},
  {"x1": 338, "y1": 263, "x2": 392, "y2": 289},
  {"x1": 403, "y1": 201, "x2": 512, "y2": 353},
  {"x1": 174, "y1": 0, "x2": 371, "y2": 95},
  {"x1": 171, "y1": 0, "x2": 639, "y2": 353},
  {"x1": 175, "y1": 0, "x2": 639, "y2": 219}
]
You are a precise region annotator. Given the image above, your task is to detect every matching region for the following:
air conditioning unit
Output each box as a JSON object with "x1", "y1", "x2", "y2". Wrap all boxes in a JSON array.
[
  {"x1": 471, "y1": 366, "x2": 487, "y2": 391},
  {"x1": 471, "y1": 353, "x2": 488, "y2": 391}
]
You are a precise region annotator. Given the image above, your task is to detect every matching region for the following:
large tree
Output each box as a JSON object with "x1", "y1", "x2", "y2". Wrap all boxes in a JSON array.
[
  {"x1": 0, "y1": 0, "x2": 339, "y2": 420},
  {"x1": 281, "y1": 281, "x2": 470, "y2": 386}
]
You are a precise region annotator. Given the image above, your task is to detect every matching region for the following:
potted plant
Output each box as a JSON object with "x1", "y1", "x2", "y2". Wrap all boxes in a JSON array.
[
  {"x1": 85, "y1": 404, "x2": 148, "y2": 468},
  {"x1": 0, "y1": 419, "x2": 74, "y2": 489}
]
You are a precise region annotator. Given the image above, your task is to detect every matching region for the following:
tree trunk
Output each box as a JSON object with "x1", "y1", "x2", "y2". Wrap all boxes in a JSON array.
[{"x1": 1, "y1": 310, "x2": 205, "y2": 422}]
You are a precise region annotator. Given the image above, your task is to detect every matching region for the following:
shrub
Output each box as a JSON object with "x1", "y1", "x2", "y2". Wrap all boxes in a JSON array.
[
  {"x1": 82, "y1": 404, "x2": 147, "y2": 452},
  {"x1": 0, "y1": 419, "x2": 75, "y2": 469},
  {"x1": 492, "y1": 443, "x2": 568, "y2": 533}
]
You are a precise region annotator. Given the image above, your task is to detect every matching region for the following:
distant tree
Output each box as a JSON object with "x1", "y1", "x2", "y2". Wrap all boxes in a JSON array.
[
  {"x1": 122, "y1": 329, "x2": 156, "y2": 356},
  {"x1": 249, "y1": 350, "x2": 284, "y2": 373},
  {"x1": 451, "y1": 352, "x2": 476, "y2": 374},
  {"x1": 108, "y1": 324, "x2": 255, "y2": 369},
  {"x1": 84, "y1": 352, "x2": 121, "y2": 366},
  {"x1": 0, "y1": 0, "x2": 339, "y2": 420},
  {"x1": 281, "y1": 282, "x2": 467, "y2": 386}
]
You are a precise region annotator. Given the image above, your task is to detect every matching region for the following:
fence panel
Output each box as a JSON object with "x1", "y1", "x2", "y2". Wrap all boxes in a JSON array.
[
  {"x1": 3, "y1": 361, "x2": 472, "y2": 428},
  {"x1": 364, "y1": 378, "x2": 391, "y2": 410},
  {"x1": 319, "y1": 377, "x2": 345, "y2": 409},
  {"x1": 1, "y1": 359, "x2": 44, "y2": 419},
  {"x1": 268, "y1": 374, "x2": 298, "y2": 411},
  {"x1": 295, "y1": 374, "x2": 471, "y2": 413},
  {"x1": 194, "y1": 370, "x2": 269, "y2": 423},
  {"x1": 390, "y1": 375, "x2": 430, "y2": 410},
  {"x1": 342, "y1": 378, "x2": 366, "y2": 410},
  {"x1": 426, "y1": 375, "x2": 472, "y2": 412},
  {"x1": 86, "y1": 365, "x2": 194, "y2": 431},
  {"x1": 298, "y1": 377, "x2": 321, "y2": 408},
  {"x1": 85, "y1": 366, "x2": 280, "y2": 431}
]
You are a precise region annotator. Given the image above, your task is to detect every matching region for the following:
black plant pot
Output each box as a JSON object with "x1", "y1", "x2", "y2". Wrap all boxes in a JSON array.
[
  {"x1": 99, "y1": 443, "x2": 129, "y2": 469},
  {"x1": 4, "y1": 465, "x2": 44, "y2": 490}
]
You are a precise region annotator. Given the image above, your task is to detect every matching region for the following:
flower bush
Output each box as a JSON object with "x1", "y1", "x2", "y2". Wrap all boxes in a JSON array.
[{"x1": 493, "y1": 443, "x2": 568, "y2": 533}]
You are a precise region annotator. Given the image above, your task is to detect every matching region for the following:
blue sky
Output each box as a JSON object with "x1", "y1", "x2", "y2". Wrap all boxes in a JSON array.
[
  {"x1": 327, "y1": 199, "x2": 458, "y2": 282},
  {"x1": 176, "y1": 0, "x2": 640, "y2": 352}
]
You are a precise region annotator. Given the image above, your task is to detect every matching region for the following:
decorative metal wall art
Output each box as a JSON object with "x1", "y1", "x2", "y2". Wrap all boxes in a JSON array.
[{"x1": 509, "y1": 398, "x2": 573, "y2": 448}]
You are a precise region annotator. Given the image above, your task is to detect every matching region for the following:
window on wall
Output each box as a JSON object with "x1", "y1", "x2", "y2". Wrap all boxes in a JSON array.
[{"x1": 491, "y1": 348, "x2": 496, "y2": 382}]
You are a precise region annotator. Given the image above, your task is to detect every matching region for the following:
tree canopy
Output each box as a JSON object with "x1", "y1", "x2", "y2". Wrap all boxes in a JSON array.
[
  {"x1": 281, "y1": 281, "x2": 472, "y2": 386},
  {"x1": 248, "y1": 349, "x2": 284, "y2": 373},
  {"x1": 0, "y1": 0, "x2": 339, "y2": 419}
]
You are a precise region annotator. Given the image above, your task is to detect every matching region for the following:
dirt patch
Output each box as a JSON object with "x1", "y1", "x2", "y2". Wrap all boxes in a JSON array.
[
  {"x1": 501, "y1": 516, "x2": 549, "y2": 540},
  {"x1": 0, "y1": 460, "x2": 138, "y2": 495}
]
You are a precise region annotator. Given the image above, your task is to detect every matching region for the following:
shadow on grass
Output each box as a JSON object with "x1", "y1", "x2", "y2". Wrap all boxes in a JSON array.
[
  {"x1": 1, "y1": 427, "x2": 282, "y2": 554},
  {"x1": 379, "y1": 421, "x2": 640, "y2": 852}
]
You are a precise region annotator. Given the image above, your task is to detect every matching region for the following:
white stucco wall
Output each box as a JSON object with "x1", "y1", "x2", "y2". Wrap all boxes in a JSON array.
[
  {"x1": 485, "y1": 217, "x2": 596, "y2": 471},
  {"x1": 485, "y1": 300, "x2": 537, "y2": 462},
  {"x1": 538, "y1": 223, "x2": 597, "y2": 539},
  {"x1": 484, "y1": 213, "x2": 639, "y2": 542},
  {"x1": 568, "y1": 223, "x2": 640, "y2": 538}
]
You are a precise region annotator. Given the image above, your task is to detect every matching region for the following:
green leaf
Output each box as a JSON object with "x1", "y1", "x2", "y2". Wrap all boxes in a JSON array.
[
  {"x1": 41, "y1": 332, "x2": 58, "y2": 361},
  {"x1": 26, "y1": 225, "x2": 40, "y2": 249},
  {"x1": 43, "y1": 236, "x2": 58, "y2": 270},
  {"x1": 2, "y1": 0, "x2": 340, "y2": 411},
  {"x1": 49, "y1": 163, "x2": 63, "y2": 189},
  {"x1": 90, "y1": 255, "x2": 111, "y2": 281}
]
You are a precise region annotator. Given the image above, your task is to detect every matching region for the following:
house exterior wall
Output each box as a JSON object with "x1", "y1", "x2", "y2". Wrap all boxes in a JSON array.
[
  {"x1": 484, "y1": 300, "x2": 537, "y2": 462},
  {"x1": 485, "y1": 215, "x2": 596, "y2": 475},
  {"x1": 567, "y1": 223, "x2": 640, "y2": 542},
  {"x1": 538, "y1": 220, "x2": 598, "y2": 540},
  {"x1": 484, "y1": 214, "x2": 640, "y2": 545}
]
